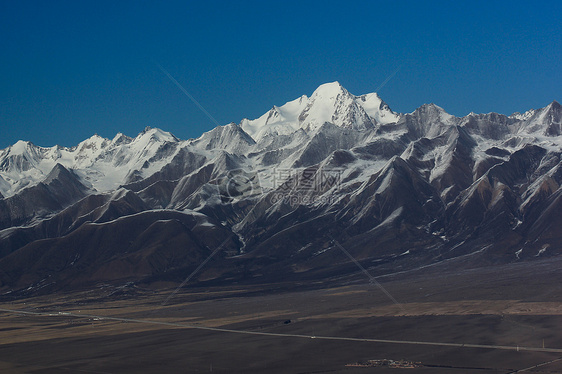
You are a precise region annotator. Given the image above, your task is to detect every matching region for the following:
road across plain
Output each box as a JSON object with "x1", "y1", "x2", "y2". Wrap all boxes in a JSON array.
[{"x1": 2, "y1": 307, "x2": 562, "y2": 354}]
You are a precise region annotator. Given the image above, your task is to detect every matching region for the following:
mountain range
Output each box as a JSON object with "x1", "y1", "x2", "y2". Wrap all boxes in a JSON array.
[{"x1": 1, "y1": 81, "x2": 561, "y2": 295}]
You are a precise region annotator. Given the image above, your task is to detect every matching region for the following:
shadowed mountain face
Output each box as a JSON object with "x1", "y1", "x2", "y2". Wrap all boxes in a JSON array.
[
  {"x1": 0, "y1": 164, "x2": 89, "y2": 231},
  {"x1": 1, "y1": 83, "x2": 561, "y2": 294}
]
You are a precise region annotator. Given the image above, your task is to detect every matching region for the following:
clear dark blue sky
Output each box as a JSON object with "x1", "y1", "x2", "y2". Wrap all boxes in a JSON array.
[{"x1": 1, "y1": 0, "x2": 560, "y2": 148}]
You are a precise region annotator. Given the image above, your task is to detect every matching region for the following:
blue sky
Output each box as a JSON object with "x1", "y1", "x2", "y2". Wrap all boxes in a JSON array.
[{"x1": 1, "y1": 0, "x2": 560, "y2": 148}]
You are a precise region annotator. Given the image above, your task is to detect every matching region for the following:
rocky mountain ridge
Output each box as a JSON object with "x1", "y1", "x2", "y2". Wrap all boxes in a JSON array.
[{"x1": 1, "y1": 82, "x2": 561, "y2": 294}]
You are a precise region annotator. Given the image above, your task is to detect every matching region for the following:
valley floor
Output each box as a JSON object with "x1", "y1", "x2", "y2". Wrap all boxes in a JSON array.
[{"x1": 1, "y1": 257, "x2": 562, "y2": 373}]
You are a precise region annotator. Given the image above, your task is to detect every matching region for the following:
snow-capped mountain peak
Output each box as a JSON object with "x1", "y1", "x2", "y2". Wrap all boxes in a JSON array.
[
  {"x1": 0, "y1": 127, "x2": 182, "y2": 197},
  {"x1": 239, "y1": 94, "x2": 311, "y2": 141},
  {"x1": 240, "y1": 81, "x2": 399, "y2": 141},
  {"x1": 299, "y1": 81, "x2": 370, "y2": 131},
  {"x1": 135, "y1": 126, "x2": 179, "y2": 143},
  {"x1": 517, "y1": 100, "x2": 562, "y2": 136},
  {"x1": 192, "y1": 122, "x2": 255, "y2": 153},
  {"x1": 309, "y1": 81, "x2": 348, "y2": 100},
  {"x1": 111, "y1": 132, "x2": 133, "y2": 146},
  {"x1": 357, "y1": 92, "x2": 399, "y2": 124},
  {"x1": 73, "y1": 135, "x2": 110, "y2": 164},
  {"x1": 8, "y1": 140, "x2": 36, "y2": 156},
  {"x1": 0, "y1": 140, "x2": 43, "y2": 173}
]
